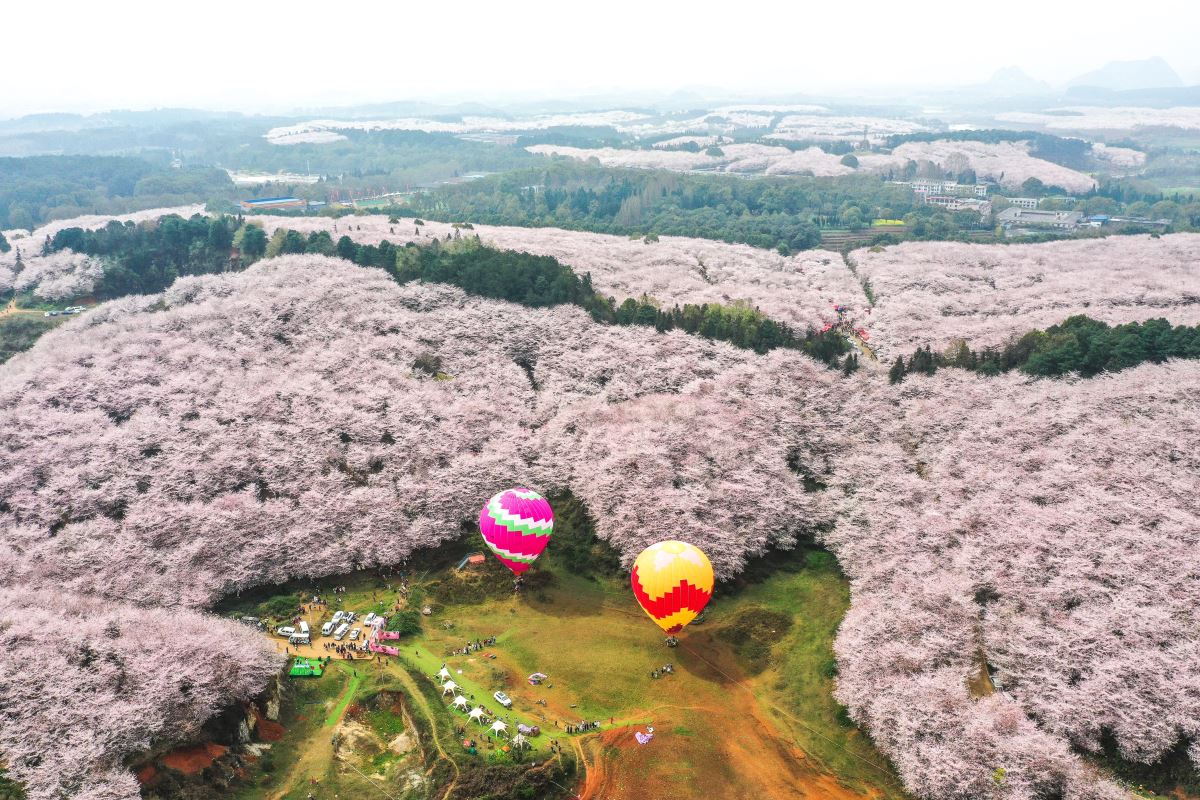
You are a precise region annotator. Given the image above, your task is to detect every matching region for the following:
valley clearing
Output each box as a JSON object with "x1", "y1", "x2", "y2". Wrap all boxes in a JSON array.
[{"x1": 222, "y1": 533, "x2": 910, "y2": 800}]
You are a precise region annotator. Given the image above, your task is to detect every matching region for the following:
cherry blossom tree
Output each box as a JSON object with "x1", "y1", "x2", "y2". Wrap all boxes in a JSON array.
[
  {"x1": 0, "y1": 588, "x2": 280, "y2": 800},
  {"x1": 825, "y1": 364, "x2": 1200, "y2": 798},
  {"x1": 9, "y1": 250, "x2": 103, "y2": 300}
]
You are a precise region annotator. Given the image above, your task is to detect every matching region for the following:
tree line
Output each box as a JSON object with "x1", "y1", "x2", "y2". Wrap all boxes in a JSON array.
[
  {"x1": 281, "y1": 226, "x2": 851, "y2": 364},
  {"x1": 44, "y1": 217, "x2": 850, "y2": 366},
  {"x1": 395, "y1": 162, "x2": 973, "y2": 253},
  {"x1": 0, "y1": 155, "x2": 235, "y2": 230},
  {"x1": 889, "y1": 315, "x2": 1200, "y2": 383}
]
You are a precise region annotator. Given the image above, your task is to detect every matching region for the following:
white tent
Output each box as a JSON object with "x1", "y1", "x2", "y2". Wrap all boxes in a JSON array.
[
  {"x1": 468, "y1": 707, "x2": 486, "y2": 724},
  {"x1": 510, "y1": 733, "x2": 529, "y2": 749},
  {"x1": 489, "y1": 720, "x2": 508, "y2": 736},
  {"x1": 441, "y1": 681, "x2": 458, "y2": 696},
  {"x1": 452, "y1": 695, "x2": 470, "y2": 709},
  {"x1": 437, "y1": 667, "x2": 452, "y2": 681}
]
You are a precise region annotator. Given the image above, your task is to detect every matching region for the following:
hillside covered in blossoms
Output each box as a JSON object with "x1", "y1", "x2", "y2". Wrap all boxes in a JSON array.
[{"x1": 1, "y1": 205, "x2": 1198, "y2": 798}]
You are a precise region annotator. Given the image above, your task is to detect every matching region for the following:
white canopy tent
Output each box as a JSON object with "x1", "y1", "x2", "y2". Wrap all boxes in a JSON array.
[
  {"x1": 441, "y1": 681, "x2": 458, "y2": 696},
  {"x1": 452, "y1": 695, "x2": 470, "y2": 709},
  {"x1": 489, "y1": 720, "x2": 508, "y2": 736},
  {"x1": 468, "y1": 707, "x2": 486, "y2": 724},
  {"x1": 437, "y1": 667, "x2": 452, "y2": 681},
  {"x1": 510, "y1": 733, "x2": 529, "y2": 749}
]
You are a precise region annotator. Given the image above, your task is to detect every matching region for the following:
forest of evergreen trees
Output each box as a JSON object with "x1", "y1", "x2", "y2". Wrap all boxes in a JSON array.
[
  {"x1": 889, "y1": 315, "x2": 1200, "y2": 383},
  {"x1": 396, "y1": 163, "x2": 959, "y2": 253},
  {"x1": 49, "y1": 214, "x2": 240, "y2": 298},
  {"x1": 0, "y1": 156, "x2": 235, "y2": 229}
]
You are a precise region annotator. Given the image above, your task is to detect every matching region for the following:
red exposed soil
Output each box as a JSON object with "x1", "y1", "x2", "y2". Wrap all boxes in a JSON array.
[
  {"x1": 252, "y1": 706, "x2": 286, "y2": 742},
  {"x1": 135, "y1": 765, "x2": 158, "y2": 786},
  {"x1": 571, "y1": 630, "x2": 884, "y2": 800},
  {"x1": 160, "y1": 742, "x2": 228, "y2": 775}
]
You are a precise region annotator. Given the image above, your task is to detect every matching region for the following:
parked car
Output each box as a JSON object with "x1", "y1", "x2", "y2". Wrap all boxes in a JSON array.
[
  {"x1": 349, "y1": 628, "x2": 361, "y2": 641},
  {"x1": 493, "y1": 691, "x2": 513, "y2": 708},
  {"x1": 277, "y1": 626, "x2": 296, "y2": 638},
  {"x1": 333, "y1": 623, "x2": 350, "y2": 641},
  {"x1": 364, "y1": 612, "x2": 376, "y2": 626},
  {"x1": 321, "y1": 621, "x2": 335, "y2": 636}
]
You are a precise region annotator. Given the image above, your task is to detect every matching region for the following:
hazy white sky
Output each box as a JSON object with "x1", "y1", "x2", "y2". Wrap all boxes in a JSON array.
[{"x1": 2, "y1": 0, "x2": 1198, "y2": 116}]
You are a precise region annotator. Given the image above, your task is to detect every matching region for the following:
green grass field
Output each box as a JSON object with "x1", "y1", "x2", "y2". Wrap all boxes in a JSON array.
[
  {"x1": 222, "y1": 548, "x2": 906, "y2": 798},
  {"x1": 213, "y1": 496, "x2": 911, "y2": 799}
]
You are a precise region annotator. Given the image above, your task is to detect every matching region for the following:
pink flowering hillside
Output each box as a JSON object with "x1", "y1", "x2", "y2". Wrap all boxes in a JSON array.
[
  {"x1": 0, "y1": 255, "x2": 837, "y2": 609},
  {"x1": 2, "y1": 246, "x2": 1198, "y2": 800},
  {"x1": 0, "y1": 588, "x2": 281, "y2": 800},
  {"x1": 826, "y1": 364, "x2": 1200, "y2": 799},
  {"x1": 850, "y1": 234, "x2": 1200, "y2": 358},
  {"x1": 250, "y1": 214, "x2": 865, "y2": 330}
]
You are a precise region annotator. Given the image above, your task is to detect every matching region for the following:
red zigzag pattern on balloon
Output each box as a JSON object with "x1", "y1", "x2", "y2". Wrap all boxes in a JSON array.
[{"x1": 631, "y1": 565, "x2": 712, "y2": 623}]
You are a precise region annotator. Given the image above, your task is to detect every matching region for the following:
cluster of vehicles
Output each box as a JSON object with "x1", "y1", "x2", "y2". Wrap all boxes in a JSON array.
[
  {"x1": 43, "y1": 306, "x2": 86, "y2": 317},
  {"x1": 277, "y1": 609, "x2": 384, "y2": 646},
  {"x1": 271, "y1": 605, "x2": 529, "y2": 733},
  {"x1": 275, "y1": 620, "x2": 313, "y2": 646}
]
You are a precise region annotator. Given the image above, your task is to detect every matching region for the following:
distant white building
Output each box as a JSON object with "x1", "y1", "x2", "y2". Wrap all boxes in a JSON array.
[
  {"x1": 924, "y1": 195, "x2": 992, "y2": 217},
  {"x1": 1008, "y1": 197, "x2": 1039, "y2": 209},
  {"x1": 997, "y1": 207, "x2": 1082, "y2": 231},
  {"x1": 909, "y1": 179, "x2": 989, "y2": 198}
]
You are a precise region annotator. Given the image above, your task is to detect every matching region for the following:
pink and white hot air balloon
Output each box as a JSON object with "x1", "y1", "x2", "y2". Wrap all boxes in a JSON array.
[{"x1": 478, "y1": 488, "x2": 554, "y2": 574}]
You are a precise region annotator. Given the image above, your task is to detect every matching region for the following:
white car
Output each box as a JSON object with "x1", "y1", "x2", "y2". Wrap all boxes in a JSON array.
[
  {"x1": 349, "y1": 628, "x2": 361, "y2": 640},
  {"x1": 493, "y1": 691, "x2": 513, "y2": 708},
  {"x1": 277, "y1": 626, "x2": 296, "y2": 638}
]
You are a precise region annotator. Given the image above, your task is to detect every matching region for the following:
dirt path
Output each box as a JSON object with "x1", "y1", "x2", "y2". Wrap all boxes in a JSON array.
[
  {"x1": 391, "y1": 663, "x2": 461, "y2": 800},
  {"x1": 269, "y1": 674, "x2": 359, "y2": 800},
  {"x1": 0, "y1": 299, "x2": 41, "y2": 319}
]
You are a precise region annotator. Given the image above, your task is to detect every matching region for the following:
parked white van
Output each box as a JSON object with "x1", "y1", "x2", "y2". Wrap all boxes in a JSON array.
[
  {"x1": 333, "y1": 623, "x2": 351, "y2": 641},
  {"x1": 289, "y1": 633, "x2": 310, "y2": 645},
  {"x1": 277, "y1": 626, "x2": 296, "y2": 638},
  {"x1": 364, "y1": 612, "x2": 377, "y2": 626},
  {"x1": 331, "y1": 611, "x2": 345, "y2": 626},
  {"x1": 321, "y1": 621, "x2": 335, "y2": 636},
  {"x1": 298, "y1": 621, "x2": 310, "y2": 636}
]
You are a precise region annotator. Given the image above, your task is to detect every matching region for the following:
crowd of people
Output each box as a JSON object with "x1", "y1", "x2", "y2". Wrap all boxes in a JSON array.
[
  {"x1": 321, "y1": 641, "x2": 369, "y2": 660},
  {"x1": 448, "y1": 636, "x2": 496, "y2": 656}
]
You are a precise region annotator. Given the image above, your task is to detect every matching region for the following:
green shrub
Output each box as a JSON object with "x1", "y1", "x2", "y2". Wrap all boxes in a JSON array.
[
  {"x1": 385, "y1": 609, "x2": 422, "y2": 636},
  {"x1": 258, "y1": 594, "x2": 302, "y2": 620}
]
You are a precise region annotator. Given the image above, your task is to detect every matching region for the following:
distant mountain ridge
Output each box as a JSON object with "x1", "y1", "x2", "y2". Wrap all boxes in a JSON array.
[
  {"x1": 1067, "y1": 57, "x2": 1183, "y2": 91},
  {"x1": 980, "y1": 66, "x2": 1053, "y2": 96}
]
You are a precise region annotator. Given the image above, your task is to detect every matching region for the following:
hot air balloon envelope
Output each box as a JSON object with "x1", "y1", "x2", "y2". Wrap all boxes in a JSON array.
[
  {"x1": 631, "y1": 540, "x2": 714, "y2": 634},
  {"x1": 479, "y1": 488, "x2": 553, "y2": 574}
]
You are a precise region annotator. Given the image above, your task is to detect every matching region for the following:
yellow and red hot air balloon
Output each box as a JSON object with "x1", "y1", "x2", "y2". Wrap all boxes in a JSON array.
[{"x1": 630, "y1": 541, "x2": 714, "y2": 634}]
